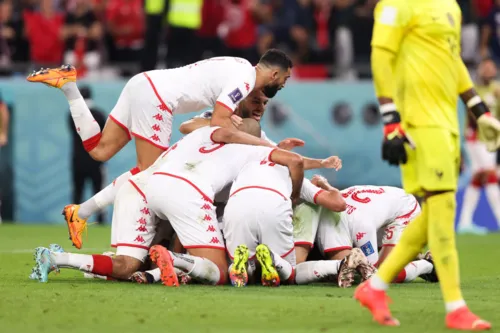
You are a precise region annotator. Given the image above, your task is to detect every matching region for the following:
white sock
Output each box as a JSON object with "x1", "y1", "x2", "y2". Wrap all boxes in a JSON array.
[
  {"x1": 403, "y1": 260, "x2": 433, "y2": 282},
  {"x1": 53, "y1": 252, "x2": 94, "y2": 272},
  {"x1": 79, "y1": 169, "x2": 137, "y2": 219},
  {"x1": 485, "y1": 183, "x2": 500, "y2": 227},
  {"x1": 445, "y1": 300, "x2": 467, "y2": 313},
  {"x1": 68, "y1": 98, "x2": 101, "y2": 144},
  {"x1": 295, "y1": 260, "x2": 341, "y2": 285},
  {"x1": 271, "y1": 251, "x2": 294, "y2": 281},
  {"x1": 370, "y1": 274, "x2": 389, "y2": 291},
  {"x1": 170, "y1": 251, "x2": 221, "y2": 285},
  {"x1": 458, "y1": 185, "x2": 480, "y2": 229},
  {"x1": 146, "y1": 268, "x2": 161, "y2": 282}
]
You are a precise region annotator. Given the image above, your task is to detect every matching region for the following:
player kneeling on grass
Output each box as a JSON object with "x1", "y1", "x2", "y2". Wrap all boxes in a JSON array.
[
  {"x1": 29, "y1": 121, "x2": 279, "y2": 283},
  {"x1": 143, "y1": 119, "x2": 343, "y2": 286},
  {"x1": 292, "y1": 176, "x2": 438, "y2": 287},
  {"x1": 223, "y1": 151, "x2": 345, "y2": 287}
]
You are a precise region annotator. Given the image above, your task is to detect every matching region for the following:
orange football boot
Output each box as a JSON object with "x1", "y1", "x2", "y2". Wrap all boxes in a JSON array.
[
  {"x1": 62, "y1": 204, "x2": 88, "y2": 249},
  {"x1": 149, "y1": 245, "x2": 179, "y2": 287},
  {"x1": 27, "y1": 65, "x2": 77, "y2": 88},
  {"x1": 446, "y1": 307, "x2": 491, "y2": 331},
  {"x1": 354, "y1": 280, "x2": 400, "y2": 327}
]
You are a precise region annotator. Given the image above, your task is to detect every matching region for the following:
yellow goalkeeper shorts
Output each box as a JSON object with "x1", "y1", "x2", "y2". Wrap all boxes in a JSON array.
[{"x1": 400, "y1": 126, "x2": 460, "y2": 196}]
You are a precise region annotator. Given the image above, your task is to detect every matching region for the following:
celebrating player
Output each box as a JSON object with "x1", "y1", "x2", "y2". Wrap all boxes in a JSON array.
[
  {"x1": 293, "y1": 176, "x2": 437, "y2": 287},
  {"x1": 354, "y1": 0, "x2": 500, "y2": 330},
  {"x1": 143, "y1": 119, "x2": 341, "y2": 286},
  {"x1": 458, "y1": 58, "x2": 500, "y2": 234},
  {"x1": 29, "y1": 121, "x2": 278, "y2": 283},
  {"x1": 27, "y1": 50, "x2": 293, "y2": 250}
]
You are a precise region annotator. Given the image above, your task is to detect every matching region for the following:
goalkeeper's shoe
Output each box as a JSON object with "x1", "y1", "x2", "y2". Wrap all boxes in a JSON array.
[
  {"x1": 31, "y1": 247, "x2": 58, "y2": 283},
  {"x1": 255, "y1": 244, "x2": 280, "y2": 287},
  {"x1": 420, "y1": 251, "x2": 439, "y2": 283},
  {"x1": 62, "y1": 204, "x2": 88, "y2": 249},
  {"x1": 229, "y1": 245, "x2": 250, "y2": 287},
  {"x1": 354, "y1": 280, "x2": 400, "y2": 327},
  {"x1": 26, "y1": 65, "x2": 77, "y2": 88},
  {"x1": 446, "y1": 307, "x2": 491, "y2": 331},
  {"x1": 149, "y1": 245, "x2": 179, "y2": 287}
]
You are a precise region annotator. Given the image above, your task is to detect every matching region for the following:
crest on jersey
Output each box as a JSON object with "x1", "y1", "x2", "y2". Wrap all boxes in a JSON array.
[
  {"x1": 360, "y1": 241, "x2": 375, "y2": 256},
  {"x1": 446, "y1": 12, "x2": 455, "y2": 27},
  {"x1": 228, "y1": 88, "x2": 243, "y2": 104}
]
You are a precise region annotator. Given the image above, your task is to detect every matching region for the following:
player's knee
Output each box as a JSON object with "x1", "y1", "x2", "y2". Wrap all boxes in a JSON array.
[{"x1": 112, "y1": 255, "x2": 142, "y2": 279}]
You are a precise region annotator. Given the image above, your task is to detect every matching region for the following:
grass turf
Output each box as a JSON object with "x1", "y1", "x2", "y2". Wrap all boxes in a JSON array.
[{"x1": 0, "y1": 224, "x2": 499, "y2": 333}]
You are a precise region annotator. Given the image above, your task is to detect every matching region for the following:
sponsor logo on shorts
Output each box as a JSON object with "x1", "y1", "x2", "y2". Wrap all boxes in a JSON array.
[
  {"x1": 203, "y1": 214, "x2": 212, "y2": 221},
  {"x1": 140, "y1": 207, "x2": 150, "y2": 215},
  {"x1": 134, "y1": 235, "x2": 146, "y2": 243},
  {"x1": 136, "y1": 225, "x2": 148, "y2": 233},
  {"x1": 228, "y1": 88, "x2": 243, "y2": 104},
  {"x1": 152, "y1": 124, "x2": 161, "y2": 132},
  {"x1": 201, "y1": 204, "x2": 211, "y2": 210},
  {"x1": 209, "y1": 237, "x2": 221, "y2": 244},
  {"x1": 151, "y1": 134, "x2": 161, "y2": 142},
  {"x1": 153, "y1": 113, "x2": 163, "y2": 121},
  {"x1": 206, "y1": 225, "x2": 216, "y2": 232},
  {"x1": 360, "y1": 241, "x2": 375, "y2": 256},
  {"x1": 157, "y1": 103, "x2": 169, "y2": 112},
  {"x1": 137, "y1": 217, "x2": 147, "y2": 225}
]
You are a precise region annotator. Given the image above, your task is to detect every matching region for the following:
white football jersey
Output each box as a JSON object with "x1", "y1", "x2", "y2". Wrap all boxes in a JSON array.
[
  {"x1": 146, "y1": 57, "x2": 256, "y2": 114},
  {"x1": 195, "y1": 110, "x2": 276, "y2": 145},
  {"x1": 155, "y1": 126, "x2": 274, "y2": 199},
  {"x1": 340, "y1": 185, "x2": 416, "y2": 229}
]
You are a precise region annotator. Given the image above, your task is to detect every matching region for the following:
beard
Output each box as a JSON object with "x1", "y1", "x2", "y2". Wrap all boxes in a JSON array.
[{"x1": 262, "y1": 84, "x2": 280, "y2": 98}]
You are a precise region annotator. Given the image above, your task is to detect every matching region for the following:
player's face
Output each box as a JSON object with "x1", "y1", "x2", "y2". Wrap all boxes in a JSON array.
[
  {"x1": 237, "y1": 91, "x2": 269, "y2": 121},
  {"x1": 263, "y1": 67, "x2": 291, "y2": 98},
  {"x1": 479, "y1": 60, "x2": 497, "y2": 83}
]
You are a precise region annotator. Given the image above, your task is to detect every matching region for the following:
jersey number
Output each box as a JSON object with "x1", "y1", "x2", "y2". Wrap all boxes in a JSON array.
[
  {"x1": 199, "y1": 143, "x2": 225, "y2": 153},
  {"x1": 351, "y1": 192, "x2": 371, "y2": 204}
]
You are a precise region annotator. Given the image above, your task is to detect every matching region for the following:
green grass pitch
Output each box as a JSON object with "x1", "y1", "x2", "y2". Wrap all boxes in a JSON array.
[{"x1": 0, "y1": 224, "x2": 499, "y2": 333}]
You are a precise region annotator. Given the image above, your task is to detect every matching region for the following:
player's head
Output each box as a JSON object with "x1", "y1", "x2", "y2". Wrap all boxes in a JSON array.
[
  {"x1": 478, "y1": 58, "x2": 497, "y2": 84},
  {"x1": 235, "y1": 90, "x2": 269, "y2": 122},
  {"x1": 257, "y1": 49, "x2": 293, "y2": 98},
  {"x1": 238, "y1": 118, "x2": 261, "y2": 137}
]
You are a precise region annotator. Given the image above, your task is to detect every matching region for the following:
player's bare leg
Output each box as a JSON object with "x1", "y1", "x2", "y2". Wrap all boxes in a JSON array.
[
  {"x1": 31, "y1": 244, "x2": 143, "y2": 282},
  {"x1": 294, "y1": 243, "x2": 312, "y2": 264}
]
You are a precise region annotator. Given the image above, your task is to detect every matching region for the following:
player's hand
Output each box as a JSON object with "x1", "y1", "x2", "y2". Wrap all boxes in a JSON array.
[
  {"x1": 0, "y1": 133, "x2": 7, "y2": 147},
  {"x1": 477, "y1": 113, "x2": 500, "y2": 152},
  {"x1": 320, "y1": 156, "x2": 342, "y2": 170},
  {"x1": 311, "y1": 174, "x2": 328, "y2": 187},
  {"x1": 277, "y1": 138, "x2": 305, "y2": 151},
  {"x1": 231, "y1": 114, "x2": 243, "y2": 128},
  {"x1": 381, "y1": 111, "x2": 415, "y2": 166}
]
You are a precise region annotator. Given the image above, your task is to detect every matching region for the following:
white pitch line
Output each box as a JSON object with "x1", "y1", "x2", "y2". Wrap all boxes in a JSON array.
[{"x1": 0, "y1": 248, "x2": 113, "y2": 254}]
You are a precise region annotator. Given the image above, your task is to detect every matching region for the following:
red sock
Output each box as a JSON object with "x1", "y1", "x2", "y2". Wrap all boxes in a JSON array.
[
  {"x1": 91, "y1": 255, "x2": 113, "y2": 276},
  {"x1": 284, "y1": 267, "x2": 296, "y2": 285},
  {"x1": 392, "y1": 269, "x2": 407, "y2": 283}
]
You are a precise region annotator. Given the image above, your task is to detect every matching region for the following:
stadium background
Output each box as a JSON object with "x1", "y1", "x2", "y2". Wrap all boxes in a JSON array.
[{"x1": 0, "y1": 0, "x2": 497, "y2": 231}]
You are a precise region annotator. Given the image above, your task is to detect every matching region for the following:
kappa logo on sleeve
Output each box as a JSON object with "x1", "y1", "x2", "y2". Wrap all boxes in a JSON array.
[
  {"x1": 228, "y1": 88, "x2": 243, "y2": 104},
  {"x1": 360, "y1": 241, "x2": 375, "y2": 257}
]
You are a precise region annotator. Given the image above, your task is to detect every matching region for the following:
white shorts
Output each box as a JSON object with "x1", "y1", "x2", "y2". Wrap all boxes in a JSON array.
[
  {"x1": 292, "y1": 202, "x2": 322, "y2": 248},
  {"x1": 145, "y1": 173, "x2": 225, "y2": 250},
  {"x1": 466, "y1": 140, "x2": 496, "y2": 173},
  {"x1": 109, "y1": 72, "x2": 173, "y2": 150},
  {"x1": 111, "y1": 180, "x2": 159, "y2": 261},
  {"x1": 223, "y1": 188, "x2": 296, "y2": 264}
]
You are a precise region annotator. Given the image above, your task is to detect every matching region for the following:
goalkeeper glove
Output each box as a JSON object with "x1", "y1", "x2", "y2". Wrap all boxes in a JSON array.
[{"x1": 381, "y1": 105, "x2": 416, "y2": 166}]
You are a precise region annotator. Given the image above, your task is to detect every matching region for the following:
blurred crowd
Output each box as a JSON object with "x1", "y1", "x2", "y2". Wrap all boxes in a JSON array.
[{"x1": 0, "y1": 0, "x2": 498, "y2": 79}]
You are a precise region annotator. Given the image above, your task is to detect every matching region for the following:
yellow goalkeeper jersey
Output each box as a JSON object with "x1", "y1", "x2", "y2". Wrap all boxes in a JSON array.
[{"x1": 371, "y1": 0, "x2": 474, "y2": 134}]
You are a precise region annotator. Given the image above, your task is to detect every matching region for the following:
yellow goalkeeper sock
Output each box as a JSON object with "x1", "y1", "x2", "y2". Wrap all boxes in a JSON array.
[
  {"x1": 376, "y1": 201, "x2": 429, "y2": 285},
  {"x1": 427, "y1": 191, "x2": 464, "y2": 305}
]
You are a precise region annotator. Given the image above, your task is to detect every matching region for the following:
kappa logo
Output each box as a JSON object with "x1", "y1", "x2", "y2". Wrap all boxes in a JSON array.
[
  {"x1": 203, "y1": 214, "x2": 212, "y2": 221},
  {"x1": 140, "y1": 207, "x2": 150, "y2": 215},
  {"x1": 201, "y1": 204, "x2": 211, "y2": 210},
  {"x1": 137, "y1": 217, "x2": 147, "y2": 225},
  {"x1": 153, "y1": 113, "x2": 163, "y2": 121},
  {"x1": 134, "y1": 235, "x2": 146, "y2": 243},
  {"x1": 152, "y1": 124, "x2": 161, "y2": 132},
  {"x1": 206, "y1": 225, "x2": 216, "y2": 232},
  {"x1": 209, "y1": 237, "x2": 221, "y2": 244},
  {"x1": 157, "y1": 103, "x2": 169, "y2": 112},
  {"x1": 356, "y1": 232, "x2": 366, "y2": 241},
  {"x1": 151, "y1": 134, "x2": 161, "y2": 142},
  {"x1": 244, "y1": 82, "x2": 250, "y2": 92},
  {"x1": 136, "y1": 225, "x2": 148, "y2": 233}
]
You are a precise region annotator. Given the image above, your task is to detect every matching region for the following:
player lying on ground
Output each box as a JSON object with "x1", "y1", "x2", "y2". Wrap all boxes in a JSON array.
[
  {"x1": 458, "y1": 58, "x2": 500, "y2": 234},
  {"x1": 293, "y1": 176, "x2": 438, "y2": 287},
  {"x1": 30, "y1": 121, "x2": 277, "y2": 283},
  {"x1": 143, "y1": 119, "x2": 342, "y2": 286},
  {"x1": 222, "y1": 154, "x2": 377, "y2": 288},
  {"x1": 354, "y1": 0, "x2": 500, "y2": 330},
  {"x1": 27, "y1": 50, "x2": 293, "y2": 250}
]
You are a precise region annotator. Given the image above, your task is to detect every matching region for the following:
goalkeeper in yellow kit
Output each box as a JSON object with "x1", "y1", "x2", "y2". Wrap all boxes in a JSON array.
[{"x1": 354, "y1": 0, "x2": 500, "y2": 330}]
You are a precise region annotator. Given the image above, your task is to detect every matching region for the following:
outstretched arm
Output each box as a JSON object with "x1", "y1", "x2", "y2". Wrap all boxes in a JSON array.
[{"x1": 303, "y1": 155, "x2": 342, "y2": 170}]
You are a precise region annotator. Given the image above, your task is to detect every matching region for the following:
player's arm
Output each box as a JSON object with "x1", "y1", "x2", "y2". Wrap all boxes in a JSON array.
[
  {"x1": 301, "y1": 178, "x2": 346, "y2": 212},
  {"x1": 269, "y1": 149, "x2": 304, "y2": 201},
  {"x1": 211, "y1": 127, "x2": 274, "y2": 147},
  {"x1": 371, "y1": 0, "x2": 415, "y2": 165},
  {"x1": 458, "y1": 59, "x2": 500, "y2": 151},
  {"x1": 302, "y1": 155, "x2": 342, "y2": 170},
  {"x1": 0, "y1": 101, "x2": 9, "y2": 146},
  {"x1": 179, "y1": 118, "x2": 211, "y2": 134},
  {"x1": 211, "y1": 78, "x2": 253, "y2": 128}
]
